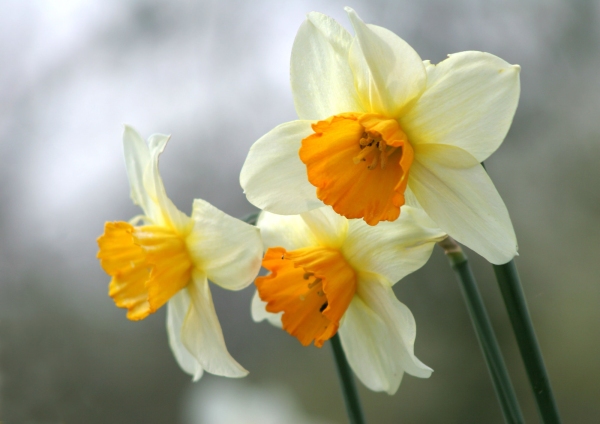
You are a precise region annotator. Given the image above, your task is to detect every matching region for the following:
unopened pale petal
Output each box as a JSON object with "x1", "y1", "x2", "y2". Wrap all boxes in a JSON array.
[
  {"x1": 181, "y1": 272, "x2": 248, "y2": 378},
  {"x1": 343, "y1": 206, "x2": 445, "y2": 284},
  {"x1": 346, "y1": 8, "x2": 426, "y2": 116},
  {"x1": 167, "y1": 291, "x2": 204, "y2": 381},
  {"x1": 403, "y1": 51, "x2": 520, "y2": 162},
  {"x1": 240, "y1": 121, "x2": 322, "y2": 215},
  {"x1": 339, "y1": 274, "x2": 432, "y2": 395},
  {"x1": 251, "y1": 290, "x2": 283, "y2": 329},
  {"x1": 291, "y1": 12, "x2": 363, "y2": 120},
  {"x1": 410, "y1": 144, "x2": 517, "y2": 264},
  {"x1": 187, "y1": 199, "x2": 262, "y2": 291}
]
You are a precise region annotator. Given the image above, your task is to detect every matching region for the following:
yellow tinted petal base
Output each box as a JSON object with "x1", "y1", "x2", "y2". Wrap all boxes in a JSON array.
[
  {"x1": 97, "y1": 221, "x2": 193, "y2": 320},
  {"x1": 300, "y1": 113, "x2": 414, "y2": 225},
  {"x1": 255, "y1": 246, "x2": 356, "y2": 347}
]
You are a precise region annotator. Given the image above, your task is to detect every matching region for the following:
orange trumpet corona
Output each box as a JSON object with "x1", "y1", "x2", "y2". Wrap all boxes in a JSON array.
[{"x1": 299, "y1": 113, "x2": 414, "y2": 226}]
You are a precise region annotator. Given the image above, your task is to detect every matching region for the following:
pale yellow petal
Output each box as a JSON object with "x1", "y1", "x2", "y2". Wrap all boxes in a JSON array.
[
  {"x1": 186, "y1": 199, "x2": 262, "y2": 291},
  {"x1": 251, "y1": 290, "x2": 283, "y2": 329},
  {"x1": 346, "y1": 8, "x2": 426, "y2": 117},
  {"x1": 180, "y1": 271, "x2": 248, "y2": 378},
  {"x1": 342, "y1": 206, "x2": 445, "y2": 284},
  {"x1": 256, "y1": 211, "x2": 318, "y2": 251},
  {"x1": 144, "y1": 133, "x2": 192, "y2": 232},
  {"x1": 167, "y1": 290, "x2": 204, "y2": 381},
  {"x1": 338, "y1": 273, "x2": 432, "y2": 395},
  {"x1": 122, "y1": 126, "x2": 191, "y2": 232},
  {"x1": 409, "y1": 144, "x2": 517, "y2": 264},
  {"x1": 240, "y1": 120, "x2": 323, "y2": 215},
  {"x1": 123, "y1": 125, "x2": 151, "y2": 213},
  {"x1": 300, "y1": 206, "x2": 348, "y2": 250},
  {"x1": 402, "y1": 51, "x2": 520, "y2": 162},
  {"x1": 291, "y1": 12, "x2": 363, "y2": 120}
]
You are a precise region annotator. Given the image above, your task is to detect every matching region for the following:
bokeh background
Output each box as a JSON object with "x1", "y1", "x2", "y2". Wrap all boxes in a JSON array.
[{"x1": 1, "y1": 0, "x2": 599, "y2": 423}]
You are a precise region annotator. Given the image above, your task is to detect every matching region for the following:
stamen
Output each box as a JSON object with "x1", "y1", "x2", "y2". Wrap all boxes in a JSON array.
[
  {"x1": 353, "y1": 144, "x2": 377, "y2": 164},
  {"x1": 380, "y1": 148, "x2": 387, "y2": 169},
  {"x1": 316, "y1": 290, "x2": 324, "y2": 297},
  {"x1": 303, "y1": 272, "x2": 314, "y2": 280},
  {"x1": 367, "y1": 155, "x2": 378, "y2": 170},
  {"x1": 307, "y1": 277, "x2": 322, "y2": 289}
]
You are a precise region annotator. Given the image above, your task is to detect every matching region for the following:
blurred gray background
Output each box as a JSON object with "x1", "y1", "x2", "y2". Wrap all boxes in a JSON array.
[{"x1": 1, "y1": 0, "x2": 599, "y2": 423}]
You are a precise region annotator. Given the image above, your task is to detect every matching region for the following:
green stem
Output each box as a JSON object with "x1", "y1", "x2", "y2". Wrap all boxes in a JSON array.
[
  {"x1": 493, "y1": 260, "x2": 561, "y2": 424},
  {"x1": 330, "y1": 333, "x2": 366, "y2": 424},
  {"x1": 439, "y1": 237, "x2": 524, "y2": 424}
]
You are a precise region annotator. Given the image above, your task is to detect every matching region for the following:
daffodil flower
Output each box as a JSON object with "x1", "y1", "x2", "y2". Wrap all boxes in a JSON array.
[
  {"x1": 240, "y1": 8, "x2": 520, "y2": 264},
  {"x1": 251, "y1": 205, "x2": 446, "y2": 394},
  {"x1": 97, "y1": 126, "x2": 262, "y2": 380}
]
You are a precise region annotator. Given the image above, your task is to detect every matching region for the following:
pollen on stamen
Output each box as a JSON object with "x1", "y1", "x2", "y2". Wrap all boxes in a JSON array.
[{"x1": 359, "y1": 134, "x2": 371, "y2": 146}]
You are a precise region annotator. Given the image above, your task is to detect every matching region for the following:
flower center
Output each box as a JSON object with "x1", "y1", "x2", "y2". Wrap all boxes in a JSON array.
[
  {"x1": 299, "y1": 113, "x2": 414, "y2": 226},
  {"x1": 255, "y1": 246, "x2": 356, "y2": 347},
  {"x1": 97, "y1": 221, "x2": 193, "y2": 320}
]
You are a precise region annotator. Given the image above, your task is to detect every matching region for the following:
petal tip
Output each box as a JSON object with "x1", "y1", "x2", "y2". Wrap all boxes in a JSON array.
[
  {"x1": 122, "y1": 124, "x2": 140, "y2": 139},
  {"x1": 344, "y1": 6, "x2": 361, "y2": 24},
  {"x1": 306, "y1": 11, "x2": 320, "y2": 20}
]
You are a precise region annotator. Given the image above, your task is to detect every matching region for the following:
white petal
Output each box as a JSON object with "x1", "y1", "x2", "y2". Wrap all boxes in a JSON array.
[
  {"x1": 291, "y1": 12, "x2": 364, "y2": 120},
  {"x1": 342, "y1": 206, "x2": 445, "y2": 284},
  {"x1": 251, "y1": 290, "x2": 283, "y2": 329},
  {"x1": 346, "y1": 8, "x2": 426, "y2": 117},
  {"x1": 167, "y1": 290, "x2": 204, "y2": 381},
  {"x1": 256, "y1": 211, "x2": 317, "y2": 251},
  {"x1": 240, "y1": 121, "x2": 322, "y2": 215},
  {"x1": 403, "y1": 51, "x2": 520, "y2": 162},
  {"x1": 338, "y1": 274, "x2": 432, "y2": 395},
  {"x1": 180, "y1": 272, "x2": 248, "y2": 378},
  {"x1": 409, "y1": 143, "x2": 517, "y2": 264},
  {"x1": 187, "y1": 199, "x2": 262, "y2": 291}
]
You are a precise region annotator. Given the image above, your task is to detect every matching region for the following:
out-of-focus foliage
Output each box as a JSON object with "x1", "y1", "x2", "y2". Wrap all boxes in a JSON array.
[{"x1": 0, "y1": 0, "x2": 598, "y2": 423}]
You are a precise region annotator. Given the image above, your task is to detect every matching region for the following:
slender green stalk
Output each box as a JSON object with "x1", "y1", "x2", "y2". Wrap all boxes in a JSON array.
[
  {"x1": 330, "y1": 334, "x2": 366, "y2": 424},
  {"x1": 493, "y1": 261, "x2": 561, "y2": 424},
  {"x1": 241, "y1": 211, "x2": 259, "y2": 225},
  {"x1": 439, "y1": 237, "x2": 524, "y2": 424}
]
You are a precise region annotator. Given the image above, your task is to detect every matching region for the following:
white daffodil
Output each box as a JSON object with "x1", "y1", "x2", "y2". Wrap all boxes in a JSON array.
[
  {"x1": 251, "y1": 205, "x2": 446, "y2": 394},
  {"x1": 240, "y1": 8, "x2": 520, "y2": 264},
  {"x1": 97, "y1": 126, "x2": 262, "y2": 380}
]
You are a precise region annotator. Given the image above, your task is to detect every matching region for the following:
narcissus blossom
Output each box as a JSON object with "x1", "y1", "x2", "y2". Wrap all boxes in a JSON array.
[
  {"x1": 251, "y1": 206, "x2": 446, "y2": 394},
  {"x1": 97, "y1": 126, "x2": 262, "y2": 380},
  {"x1": 240, "y1": 8, "x2": 520, "y2": 264}
]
